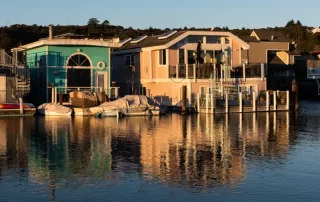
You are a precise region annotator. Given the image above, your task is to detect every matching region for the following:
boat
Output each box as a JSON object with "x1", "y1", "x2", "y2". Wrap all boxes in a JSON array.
[
  {"x1": 89, "y1": 95, "x2": 161, "y2": 117},
  {"x1": 0, "y1": 103, "x2": 36, "y2": 117},
  {"x1": 37, "y1": 103, "x2": 73, "y2": 116},
  {"x1": 0, "y1": 103, "x2": 35, "y2": 109}
]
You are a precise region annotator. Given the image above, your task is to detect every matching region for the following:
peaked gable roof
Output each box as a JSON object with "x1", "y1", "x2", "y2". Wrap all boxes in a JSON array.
[
  {"x1": 115, "y1": 31, "x2": 250, "y2": 53},
  {"x1": 251, "y1": 30, "x2": 289, "y2": 42}
]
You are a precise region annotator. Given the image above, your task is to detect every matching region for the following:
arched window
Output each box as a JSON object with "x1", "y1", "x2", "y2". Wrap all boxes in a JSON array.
[{"x1": 67, "y1": 54, "x2": 91, "y2": 67}]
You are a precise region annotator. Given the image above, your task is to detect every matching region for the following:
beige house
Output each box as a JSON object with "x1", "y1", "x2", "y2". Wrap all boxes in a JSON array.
[{"x1": 112, "y1": 31, "x2": 267, "y2": 107}]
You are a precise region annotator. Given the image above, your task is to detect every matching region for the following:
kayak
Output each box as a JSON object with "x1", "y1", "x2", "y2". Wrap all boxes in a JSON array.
[{"x1": 0, "y1": 103, "x2": 35, "y2": 109}]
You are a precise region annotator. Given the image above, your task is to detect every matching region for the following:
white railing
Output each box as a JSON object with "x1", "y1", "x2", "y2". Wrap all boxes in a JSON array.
[{"x1": 0, "y1": 49, "x2": 13, "y2": 65}]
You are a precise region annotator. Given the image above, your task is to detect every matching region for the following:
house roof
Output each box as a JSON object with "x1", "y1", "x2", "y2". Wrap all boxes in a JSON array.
[
  {"x1": 119, "y1": 31, "x2": 187, "y2": 50},
  {"x1": 115, "y1": 31, "x2": 250, "y2": 53},
  {"x1": 238, "y1": 36, "x2": 258, "y2": 42},
  {"x1": 13, "y1": 33, "x2": 121, "y2": 51},
  {"x1": 252, "y1": 30, "x2": 289, "y2": 42}
]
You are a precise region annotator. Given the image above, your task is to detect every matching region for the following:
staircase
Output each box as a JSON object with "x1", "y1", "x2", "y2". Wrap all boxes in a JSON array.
[{"x1": 0, "y1": 49, "x2": 30, "y2": 98}]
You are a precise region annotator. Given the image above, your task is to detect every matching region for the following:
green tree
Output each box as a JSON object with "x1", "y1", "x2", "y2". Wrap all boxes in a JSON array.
[
  {"x1": 102, "y1": 20, "x2": 110, "y2": 26},
  {"x1": 88, "y1": 18, "x2": 100, "y2": 25}
]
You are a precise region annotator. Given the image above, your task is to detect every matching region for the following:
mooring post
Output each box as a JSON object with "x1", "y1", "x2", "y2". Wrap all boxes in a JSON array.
[
  {"x1": 51, "y1": 88, "x2": 54, "y2": 104},
  {"x1": 266, "y1": 91, "x2": 270, "y2": 112},
  {"x1": 19, "y1": 98, "x2": 23, "y2": 115},
  {"x1": 225, "y1": 93, "x2": 229, "y2": 114},
  {"x1": 59, "y1": 92, "x2": 63, "y2": 105},
  {"x1": 182, "y1": 85, "x2": 187, "y2": 113},
  {"x1": 54, "y1": 88, "x2": 58, "y2": 104},
  {"x1": 286, "y1": 91, "x2": 290, "y2": 110},
  {"x1": 211, "y1": 93, "x2": 214, "y2": 114},
  {"x1": 239, "y1": 92, "x2": 243, "y2": 113},
  {"x1": 206, "y1": 94, "x2": 209, "y2": 114},
  {"x1": 253, "y1": 91, "x2": 257, "y2": 112},
  {"x1": 197, "y1": 93, "x2": 200, "y2": 113},
  {"x1": 273, "y1": 91, "x2": 277, "y2": 111}
]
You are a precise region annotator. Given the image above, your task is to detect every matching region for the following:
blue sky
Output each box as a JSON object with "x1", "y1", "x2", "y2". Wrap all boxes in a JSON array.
[{"x1": 1, "y1": 0, "x2": 319, "y2": 29}]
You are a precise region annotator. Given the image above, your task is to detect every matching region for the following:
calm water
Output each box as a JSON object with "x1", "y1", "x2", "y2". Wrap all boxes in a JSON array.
[{"x1": 1, "y1": 101, "x2": 320, "y2": 202}]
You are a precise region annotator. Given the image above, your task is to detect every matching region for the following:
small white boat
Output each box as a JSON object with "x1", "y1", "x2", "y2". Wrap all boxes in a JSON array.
[{"x1": 37, "y1": 103, "x2": 73, "y2": 116}]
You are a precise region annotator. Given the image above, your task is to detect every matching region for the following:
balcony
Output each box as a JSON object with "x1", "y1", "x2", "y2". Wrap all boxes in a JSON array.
[
  {"x1": 169, "y1": 63, "x2": 265, "y2": 81},
  {"x1": 169, "y1": 64, "x2": 220, "y2": 79}
]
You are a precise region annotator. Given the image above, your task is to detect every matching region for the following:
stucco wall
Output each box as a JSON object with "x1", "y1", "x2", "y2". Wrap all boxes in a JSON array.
[
  {"x1": 245, "y1": 42, "x2": 289, "y2": 63},
  {"x1": 232, "y1": 40, "x2": 242, "y2": 67}
]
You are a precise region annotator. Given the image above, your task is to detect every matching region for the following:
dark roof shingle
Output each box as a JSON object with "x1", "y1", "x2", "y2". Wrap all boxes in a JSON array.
[
  {"x1": 118, "y1": 31, "x2": 187, "y2": 50},
  {"x1": 253, "y1": 30, "x2": 289, "y2": 42}
]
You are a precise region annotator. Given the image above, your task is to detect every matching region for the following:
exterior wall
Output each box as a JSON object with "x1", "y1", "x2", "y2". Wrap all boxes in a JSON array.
[
  {"x1": 143, "y1": 79, "x2": 266, "y2": 106},
  {"x1": 112, "y1": 52, "x2": 140, "y2": 96},
  {"x1": 26, "y1": 45, "x2": 111, "y2": 104},
  {"x1": 245, "y1": 42, "x2": 289, "y2": 63},
  {"x1": 276, "y1": 51, "x2": 289, "y2": 65},
  {"x1": 169, "y1": 49, "x2": 178, "y2": 65},
  {"x1": 152, "y1": 50, "x2": 169, "y2": 79},
  {"x1": 48, "y1": 45, "x2": 110, "y2": 89},
  {"x1": 26, "y1": 46, "x2": 48, "y2": 105},
  {"x1": 232, "y1": 40, "x2": 242, "y2": 67}
]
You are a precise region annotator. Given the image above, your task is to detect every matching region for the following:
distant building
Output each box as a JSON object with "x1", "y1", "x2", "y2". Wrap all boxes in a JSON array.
[
  {"x1": 12, "y1": 25, "x2": 121, "y2": 105},
  {"x1": 311, "y1": 27, "x2": 320, "y2": 34}
]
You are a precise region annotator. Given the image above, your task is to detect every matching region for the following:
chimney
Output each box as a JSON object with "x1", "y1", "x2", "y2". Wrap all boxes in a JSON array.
[{"x1": 49, "y1": 24, "x2": 53, "y2": 40}]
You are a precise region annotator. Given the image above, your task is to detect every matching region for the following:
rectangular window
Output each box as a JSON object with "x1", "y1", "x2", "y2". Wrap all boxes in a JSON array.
[
  {"x1": 179, "y1": 49, "x2": 185, "y2": 64},
  {"x1": 159, "y1": 49, "x2": 167, "y2": 65},
  {"x1": 206, "y1": 36, "x2": 221, "y2": 44},
  {"x1": 187, "y1": 50, "x2": 196, "y2": 64},
  {"x1": 124, "y1": 54, "x2": 135, "y2": 66}
]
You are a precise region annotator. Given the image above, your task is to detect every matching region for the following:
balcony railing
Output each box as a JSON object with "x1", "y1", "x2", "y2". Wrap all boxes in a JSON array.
[{"x1": 169, "y1": 63, "x2": 265, "y2": 80}]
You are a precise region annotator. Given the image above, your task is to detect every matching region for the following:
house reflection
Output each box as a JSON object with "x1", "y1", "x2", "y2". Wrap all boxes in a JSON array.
[{"x1": 0, "y1": 112, "x2": 295, "y2": 192}]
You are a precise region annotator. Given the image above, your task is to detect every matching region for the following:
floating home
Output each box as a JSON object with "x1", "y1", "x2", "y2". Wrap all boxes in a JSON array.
[{"x1": 12, "y1": 25, "x2": 121, "y2": 106}]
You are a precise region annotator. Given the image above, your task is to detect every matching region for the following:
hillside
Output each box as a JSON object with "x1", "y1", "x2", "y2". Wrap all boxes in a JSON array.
[{"x1": 0, "y1": 19, "x2": 319, "y2": 53}]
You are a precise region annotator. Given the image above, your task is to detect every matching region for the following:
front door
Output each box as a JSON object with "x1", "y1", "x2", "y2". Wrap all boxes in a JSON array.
[{"x1": 96, "y1": 72, "x2": 108, "y2": 93}]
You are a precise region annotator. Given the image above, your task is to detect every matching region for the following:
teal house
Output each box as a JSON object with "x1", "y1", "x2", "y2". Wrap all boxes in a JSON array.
[{"x1": 14, "y1": 25, "x2": 121, "y2": 105}]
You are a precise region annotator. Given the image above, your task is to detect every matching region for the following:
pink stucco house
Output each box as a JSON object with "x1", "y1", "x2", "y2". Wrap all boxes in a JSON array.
[{"x1": 112, "y1": 30, "x2": 267, "y2": 106}]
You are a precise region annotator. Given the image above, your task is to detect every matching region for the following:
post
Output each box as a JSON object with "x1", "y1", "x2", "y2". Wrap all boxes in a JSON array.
[
  {"x1": 176, "y1": 64, "x2": 179, "y2": 79},
  {"x1": 286, "y1": 90, "x2": 290, "y2": 110},
  {"x1": 225, "y1": 93, "x2": 229, "y2": 114},
  {"x1": 253, "y1": 91, "x2": 257, "y2": 112},
  {"x1": 19, "y1": 98, "x2": 23, "y2": 115},
  {"x1": 273, "y1": 91, "x2": 277, "y2": 111},
  {"x1": 243, "y1": 63, "x2": 246, "y2": 82},
  {"x1": 239, "y1": 92, "x2": 243, "y2": 113},
  {"x1": 54, "y1": 87, "x2": 58, "y2": 104},
  {"x1": 193, "y1": 64, "x2": 196, "y2": 82},
  {"x1": 261, "y1": 63, "x2": 265, "y2": 81},
  {"x1": 186, "y1": 64, "x2": 189, "y2": 79},
  {"x1": 213, "y1": 64, "x2": 217, "y2": 82},
  {"x1": 59, "y1": 92, "x2": 63, "y2": 105},
  {"x1": 211, "y1": 93, "x2": 214, "y2": 114},
  {"x1": 197, "y1": 93, "x2": 200, "y2": 113},
  {"x1": 182, "y1": 85, "x2": 187, "y2": 113},
  {"x1": 206, "y1": 94, "x2": 209, "y2": 114},
  {"x1": 51, "y1": 88, "x2": 54, "y2": 104},
  {"x1": 266, "y1": 91, "x2": 270, "y2": 111}
]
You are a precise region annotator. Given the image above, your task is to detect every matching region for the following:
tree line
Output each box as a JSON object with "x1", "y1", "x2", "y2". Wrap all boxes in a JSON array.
[{"x1": 0, "y1": 19, "x2": 319, "y2": 53}]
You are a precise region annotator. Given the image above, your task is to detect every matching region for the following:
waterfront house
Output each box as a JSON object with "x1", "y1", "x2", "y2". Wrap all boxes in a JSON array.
[
  {"x1": 239, "y1": 30, "x2": 304, "y2": 90},
  {"x1": 112, "y1": 30, "x2": 267, "y2": 107},
  {"x1": 12, "y1": 25, "x2": 121, "y2": 105}
]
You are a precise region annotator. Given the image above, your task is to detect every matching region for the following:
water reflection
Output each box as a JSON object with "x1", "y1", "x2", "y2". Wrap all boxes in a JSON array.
[{"x1": 0, "y1": 112, "x2": 298, "y2": 200}]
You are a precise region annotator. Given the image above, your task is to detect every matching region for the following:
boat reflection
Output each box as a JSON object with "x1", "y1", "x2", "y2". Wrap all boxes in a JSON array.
[{"x1": 0, "y1": 112, "x2": 297, "y2": 195}]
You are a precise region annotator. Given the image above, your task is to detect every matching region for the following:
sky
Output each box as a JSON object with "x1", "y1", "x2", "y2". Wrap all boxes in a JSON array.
[{"x1": 0, "y1": 0, "x2": 319, "y2": 29}]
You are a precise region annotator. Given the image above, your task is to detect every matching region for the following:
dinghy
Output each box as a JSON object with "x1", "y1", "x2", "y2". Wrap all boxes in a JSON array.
[
  {"x1": 37, "y1": 103, "x2": 73, "y2": 116},
  {"x1": 0, "y1": 103, "x2": 35, "y2": 109}
]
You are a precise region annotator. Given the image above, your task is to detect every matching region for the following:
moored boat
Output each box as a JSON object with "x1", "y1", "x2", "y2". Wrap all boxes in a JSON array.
[{"x1": 37, "y1": 103, "x2": 73, "y2": 116}]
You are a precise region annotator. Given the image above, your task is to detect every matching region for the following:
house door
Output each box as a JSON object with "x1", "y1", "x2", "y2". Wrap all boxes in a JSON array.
[{"x1": 96, "y1": 72, "x2": 108, "y2": 93}]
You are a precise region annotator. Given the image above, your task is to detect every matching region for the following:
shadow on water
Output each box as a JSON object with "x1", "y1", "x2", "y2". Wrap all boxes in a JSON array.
[{"x1": 0, "y1": 109, "x2": 308, "y2": 201}]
